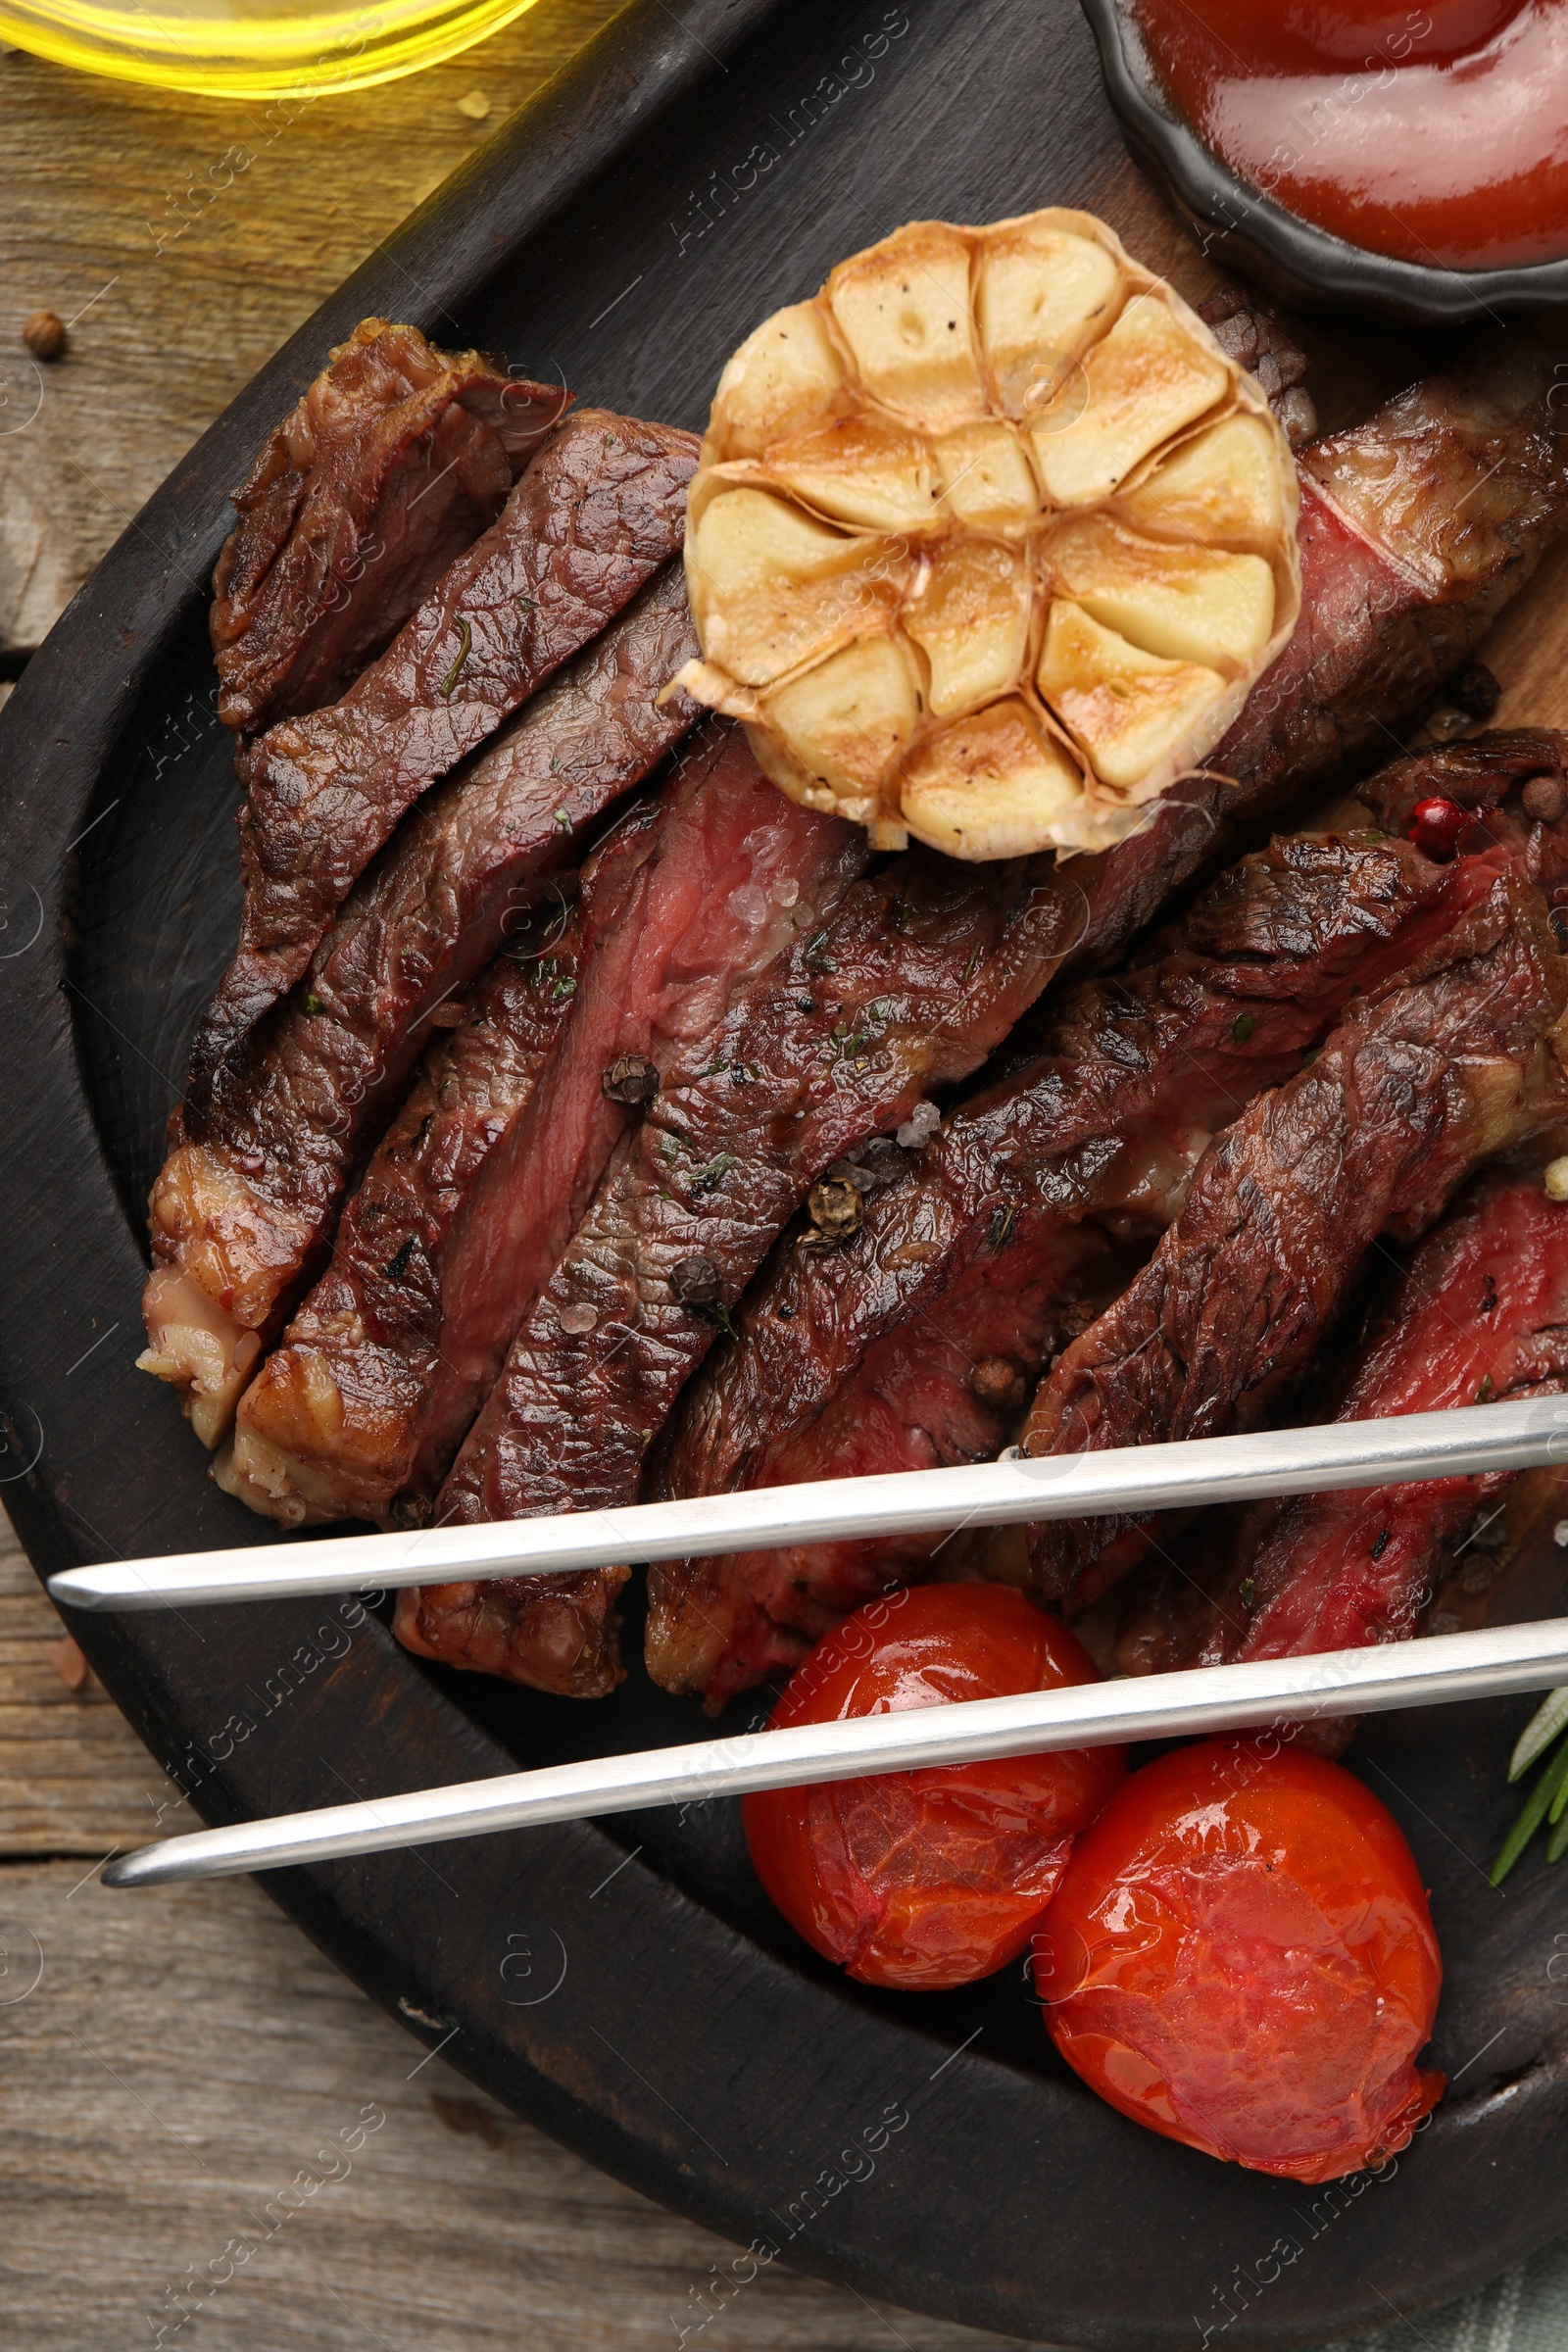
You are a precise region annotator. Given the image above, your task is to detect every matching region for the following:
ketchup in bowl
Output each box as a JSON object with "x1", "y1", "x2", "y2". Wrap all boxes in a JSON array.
[{"x1": 1136, "y1": 0, "x2": 1568, "y2": 270}]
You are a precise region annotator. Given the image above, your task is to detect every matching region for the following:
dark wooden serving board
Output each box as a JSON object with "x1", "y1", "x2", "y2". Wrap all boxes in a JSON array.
[{"x1": 3, "y1": 2, "x2": 1568, "y2": 2342}]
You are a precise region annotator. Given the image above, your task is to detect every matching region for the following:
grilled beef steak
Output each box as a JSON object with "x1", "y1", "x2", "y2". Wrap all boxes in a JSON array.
[
  {"x1": 1039, "y1": 329, "x2": 1568, "y2": 978},
  {"x1": 1197, "y1": 288, "x2": 1317, "y2": 451},
  {"x1": 189, "y1": 411, "x2": 698, "y2": 1109},
  {"x1": 390, "y1": 337, "x2": 1568, "y2": 1702},
  {"x1": 139, "y1": 566, "x2": 701, "y2": 1445},
  {"x1": 650, "y1": 738, "x2": 1568, "y2": 1699},
  {"x1": 1355, "y1": 727, "x2": 1568, "y2": 835},
  {"x1": 1115, "y1": 1166, "x2": 1568, "y2": 1750},
  {"x1": 227, "y1": 727, "x2": 862, "y2": 1533},
  {"x1": 423, "y1": 842, "x2": 1100, "y2": 1691},
  {"x1": 649, "y1": 829, "x2": 1474, "y2": 1704},
  {"x1": 1022, "y1": 846, "x2": 1568, "y2": 1605},
  {"x1": 211, "y1": 319, "x2": 565, "y2": 735},
  {"x1": 216, "y1": 897, "x2": 589, "y2": 1528},
  {"x1": 391, "y1": 751, "x2": 863, "y2": 1693}
]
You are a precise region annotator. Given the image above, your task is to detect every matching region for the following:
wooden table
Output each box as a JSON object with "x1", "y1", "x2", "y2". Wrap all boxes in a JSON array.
[{"x1": 0, "y1": 10, "x2": 1051, "y2": 2343}]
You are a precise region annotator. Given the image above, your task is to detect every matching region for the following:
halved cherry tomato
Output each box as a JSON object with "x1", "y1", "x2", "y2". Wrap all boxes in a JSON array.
[
  {"x1": 1034, "y1": 1740, "x2": 1444, "y2": 2182},
  {"x1": 743, "y1": 1585, "x2": 1126, "y2": 1991}
]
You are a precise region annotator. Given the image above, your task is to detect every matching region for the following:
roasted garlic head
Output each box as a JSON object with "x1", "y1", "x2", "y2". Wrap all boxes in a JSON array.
[{"x1": 673, "y1": 210, "x2": 1300, "y2": 859}]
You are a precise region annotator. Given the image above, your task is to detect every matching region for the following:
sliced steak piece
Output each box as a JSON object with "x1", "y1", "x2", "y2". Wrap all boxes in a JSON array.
[
  {"x1": 224, "y1": 727, "x2": 863, "y2": 1532},
  {"x1": 390, "y1": 759, "x2": 863, "y2": 1695},
  {"x1": 1020, "y1": 858, "x2": 1568, "y2": 1605},
  {"x1": 1114, "y1": 1165, "x2": 1568, "y2": 1752},
  {"x1": 418, "y1": 841, "x2": 1102, "y2": 1694},
  {"x1": 139, "y1": 565, "x2": 701, "y2": 1446},
  {"x1": 188, "y1": 410, "x2": 698, "y2": 1110},
  {"x1": 1354, "y1": 726, "x2": 1568, "y2": 835},
  {"x1": 649, "y1": 828, "x2": 1475, "y2": 1705},
  {"x1": 212, "y1": 318, "x2": 565, "y2": 735},
  {"x1": 1049, "y1": 327, "x2": 1568, "y2": 972},
  {"x1": 1196, "y1": 287, "x2": 1317, "y2": 450},
  {"x1": 217, "y1": 896, "x2": 588, "y2": 1529}
]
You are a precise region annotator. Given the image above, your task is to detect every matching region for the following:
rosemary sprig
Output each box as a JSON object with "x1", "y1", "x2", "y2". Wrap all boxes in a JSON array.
[
  {"x1": 438, "y1": 617, "x2": 472, "y2": 701},
  {"x1": 1491, "y1": 1710, "x2": 1568, "y2": 1886},
  {"x1": 1510, "y1": 1686, "x2": 1568, "y2": 1781}
]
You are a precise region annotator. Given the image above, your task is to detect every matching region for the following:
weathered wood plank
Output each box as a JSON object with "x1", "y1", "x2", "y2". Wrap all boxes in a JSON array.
[
  {"x1": 0, "y1": 1855, "x2": 1054, "y2": 2350},
  {"x1": 0, "y1": 1512, "x2": 181, "y2": 1856},
  {"x1": 0, "y1": 0, "x2": 624, "y2": 652}
]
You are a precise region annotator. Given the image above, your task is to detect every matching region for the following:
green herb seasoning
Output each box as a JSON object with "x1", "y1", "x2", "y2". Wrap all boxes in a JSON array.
[
  {"x1": 988, "y1": 1202, "x2": 1017, "y2": 1252},
  {"x1": 1492, "y1": 1690, "x2": 1568, "y2": 1882},
  {"x1": 1232, "y1": 1011, "x2": 1254, "y2": 1046},
  {"x1": 438, "y1": 616, "x2": 472, "y2": 701}
]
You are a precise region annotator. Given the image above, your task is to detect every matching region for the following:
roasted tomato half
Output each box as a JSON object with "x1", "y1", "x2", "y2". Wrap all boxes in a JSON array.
[
  {"x1": 1034, "y1": 1740, "x2": 1444, "y2": 2181},
  {"x1": 743, "y1": 1585, "x2": 1126, "y2": 1990}
]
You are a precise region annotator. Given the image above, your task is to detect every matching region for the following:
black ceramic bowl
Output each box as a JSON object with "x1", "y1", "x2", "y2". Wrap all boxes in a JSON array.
[{"x1": 1080, "y1": 0, "x2": 1568, "y2": 323}]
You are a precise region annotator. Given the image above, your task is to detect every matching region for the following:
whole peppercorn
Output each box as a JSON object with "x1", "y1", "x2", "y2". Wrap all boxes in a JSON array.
[
  {"x1": 1407, "y1": 795, "x2": 1469, "y2": 861},
  {"x1": 1446, "y1": 662, "x2": 1501, "y2": 720},
  {"x1": 23, "y1": 309, "x2": 66, "y2": 361},
  {"x1": 1522, "y1": 773, "x2": 1568, "y2": 826},
  {"x1": 669, "y1": 1254, "x2": 722, "y2": 1307},
  {"x1": 602, "y1": 1053, "x2": 659, "y2": 1105},
  {"x1": 807, "y1": 1173, "x2": 864, "y2": 1240}
]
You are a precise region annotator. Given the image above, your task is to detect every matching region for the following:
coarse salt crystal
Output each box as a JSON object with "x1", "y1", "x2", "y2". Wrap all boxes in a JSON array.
[
  {"x1": 729, "y1": 884, "x2": 770, "y2": 927},
  {"x1": 897, "y1": 1101, "x2": 941, "y2": 1149},
  {"x1": 1555, "y1": 1520, "x2": 1568, "y2": 1549},
  {"x1": 772, "y1": 876, "x2": 801, "y2": 907},
  {"x1": 559, "y1": 1301, "x2": 598, "y2": 1336},
  {"x1": 1545, "y1": 1157, "x2": 1568, "y2": 1201}
]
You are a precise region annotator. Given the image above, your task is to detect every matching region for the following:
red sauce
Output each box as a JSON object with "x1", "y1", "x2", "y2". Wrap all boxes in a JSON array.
[{"x1": 1136, "y1": 1, "x2": 1568, "y2": 269}]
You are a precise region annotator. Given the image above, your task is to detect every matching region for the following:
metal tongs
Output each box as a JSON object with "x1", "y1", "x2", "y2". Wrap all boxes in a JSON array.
[{"x1": 44, "y1": 1396, "x2": 1568, "y2": 1889}]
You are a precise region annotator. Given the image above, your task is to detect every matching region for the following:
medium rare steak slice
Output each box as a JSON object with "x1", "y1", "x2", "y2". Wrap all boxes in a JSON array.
[
  {"x1": 225, "y1": 727, "x2": 862, "y2": 1531},
  {"x1": 1114, "y1": 1166, "x2": 1568, "y2": 1749},
  {"x1": 211, "y1": 318, "x2": 565, "y2": 734},
  {"x1": 649, "y1": 828, "x2": 1477, "y2": 1704},
  {"x1": 1021, "y1": 858, "x2": 1568, "y2": 1604},
  {"x1": 139, "y1": 566, "x2": 700, "y2": 1446},
  {"x1": 1035, "y1": 328, "x2": 1568, "y2": 981},
  {"x1": 217, "y1": 897, "x2": 589, "y2": 1529},
  {"x1": 188, "y1": 410, "x2": 698, "y2": 1110},
  {"x1": 420, "y1": 840, "x2": 1103, "y2": 1696}
]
